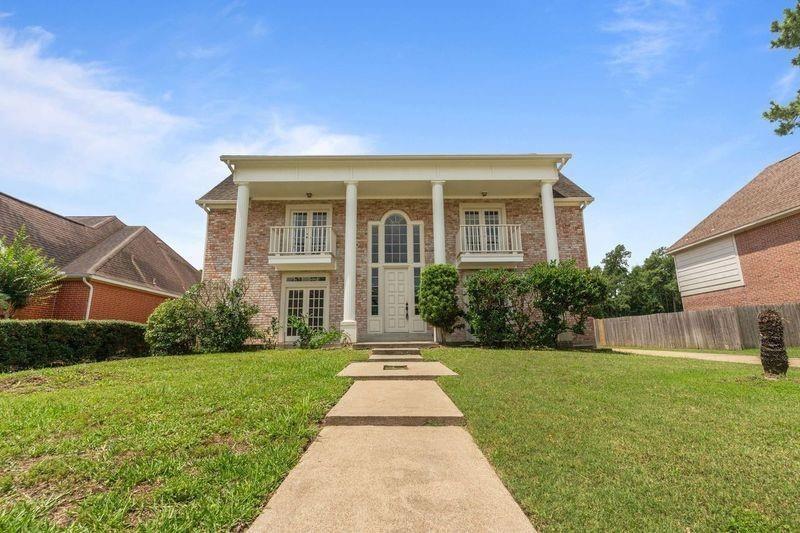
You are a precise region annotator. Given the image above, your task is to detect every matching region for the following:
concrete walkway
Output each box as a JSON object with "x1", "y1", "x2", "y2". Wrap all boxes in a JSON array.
[
  {"x1": 248, "y1": 348, "x2": 534, "y2": 532},
  {"x1": 614, "y1": 347, "x2": 800, "y2": 367}
]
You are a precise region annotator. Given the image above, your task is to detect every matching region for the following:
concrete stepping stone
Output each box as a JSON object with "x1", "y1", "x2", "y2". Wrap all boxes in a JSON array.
[
  {"x1": 325, "y1": 380, "x2": 464, "y2": 426},
  {"x1": 337, "y1": 361, "x2": 457, "y2": 380},
  {"x1": 371, "y1": 347, "x2": 421, "y2": 355},
  {"x1": 368, "y1": 352, "x2": 423, "y2": 362},
  {"x1": 247, "y1": 426, "x2": 534, "y2": 532}
]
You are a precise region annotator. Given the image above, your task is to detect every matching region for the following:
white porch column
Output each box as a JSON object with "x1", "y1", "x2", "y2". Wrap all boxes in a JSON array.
[
  {"x1": 230, "y1": 182, "x2": 250, "y2": 280},
  {"x1": 540, "y1": 180, "x2": 559, "y2": 262},
  {"x1": 341, "y1": 180, "x2": 358, "y2": 341},
  {"x1": 431, "y1": 180, "x2": 446, "y2": 264}
]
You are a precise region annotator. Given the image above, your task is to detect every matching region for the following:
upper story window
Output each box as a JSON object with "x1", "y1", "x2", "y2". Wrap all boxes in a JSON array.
[
  {"x1": 460, "y1": 204, "x2": 507, "y2": 253},
  {"x1": 285, "y1": 205, "x2": 332, "y2": 254}
]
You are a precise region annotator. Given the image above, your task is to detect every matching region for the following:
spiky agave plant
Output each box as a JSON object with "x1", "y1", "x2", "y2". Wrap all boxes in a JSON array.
[{"x1": 758, "y1": 309, "x2": 789, "y2": 378}]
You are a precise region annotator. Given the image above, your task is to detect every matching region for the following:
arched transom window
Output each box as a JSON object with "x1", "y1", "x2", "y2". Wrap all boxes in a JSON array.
[{"x1": 384, "y1": 214, "x2": 408, "y2": 263}]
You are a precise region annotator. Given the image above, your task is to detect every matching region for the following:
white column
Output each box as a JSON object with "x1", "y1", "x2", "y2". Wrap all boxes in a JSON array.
[
  {"x1": 431, "y1": 180, "x2": 446, "y2": 264},
  {"x1": 540, "y1": 180, "x2": 559, "y2": 263},
  {"x1": 341, "y1": 181, "x2": 358, "y2": 342},
  {"x1": 230, "y1": 182, "x2": 250, "y2": 280}
]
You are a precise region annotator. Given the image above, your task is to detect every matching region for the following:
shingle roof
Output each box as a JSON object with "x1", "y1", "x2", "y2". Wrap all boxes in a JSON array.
[
  {"x1": 197, "y1": 173, "x2": 592, "y2": 203},
  {"x1": 0, "y1": 192, "x2": 200, "y2": 295},
  {"x1": 668, "y1": 151, "x2": 800, "y2": 253}
]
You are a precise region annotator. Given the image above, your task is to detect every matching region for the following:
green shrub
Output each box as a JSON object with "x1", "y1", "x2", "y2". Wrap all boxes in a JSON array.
[
  {"x1": 193, "y1": 279, "x2": 259, "y2": 353},
  {"x1": 145, "y1": 298, "x2": 199, "y2": 355},
  {"x1": 0, "y1": 320, "x2": 147, "y2": 372},
  {"x1": 418, "y1": 264, "x2": 463, "y2": 342},
  {"x1": 464, "y1": 262, "x2": 607, "y2": 348},
  {"x1": 526, "y1": 261, "x2": 607, "y2": 347},
  {"x1": 464, "y1": 269, "x2": 516, "y2": 347},
  {"x1": 287, "y1": 315, "x2": 344, "y2": 348},
  {"x1": 144, "y1": 279, "x2": 262, "y2": 355}
]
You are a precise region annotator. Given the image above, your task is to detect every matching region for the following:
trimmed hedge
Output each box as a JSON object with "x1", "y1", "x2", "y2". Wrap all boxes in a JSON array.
[{"x1": 0, "y1": 320, "x2": 148, "y2": 372}]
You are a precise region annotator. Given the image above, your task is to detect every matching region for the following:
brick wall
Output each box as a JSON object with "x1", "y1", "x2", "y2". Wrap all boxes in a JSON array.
[
  {"x1": 15, "y1": 280, "x2": 88, "y2": 320},
  {"x1": 88, "y1": 281, "x2": 169, "y2": 323},
  {"x1": 13, "y1": 279, "x2": 168, "y2": 322},
  {"x1": 203, "y1": 198, "x2": 591, "y2": 342},
  {"x1": 682, "y1": 212, "x2": 800, "y2": 310}
]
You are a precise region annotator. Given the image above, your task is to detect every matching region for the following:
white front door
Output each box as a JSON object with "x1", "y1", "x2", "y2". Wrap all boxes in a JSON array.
[{"x1": 384, "y1": 267, "x2": 409, "y2": 332}]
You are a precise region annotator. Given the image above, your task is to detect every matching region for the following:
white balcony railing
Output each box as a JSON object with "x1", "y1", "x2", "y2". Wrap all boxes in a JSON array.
[
  {"x1": 458, "y1": 224, "x2": 522, "y2": 255},
  {"x1": 269, "y1": 226, "x2": 335, "y2": 256}
]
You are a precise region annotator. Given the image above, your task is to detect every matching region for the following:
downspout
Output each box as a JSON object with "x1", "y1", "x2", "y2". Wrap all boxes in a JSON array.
[{"x1": 81, "y1": 277, "x2": 94, "y2": 320}]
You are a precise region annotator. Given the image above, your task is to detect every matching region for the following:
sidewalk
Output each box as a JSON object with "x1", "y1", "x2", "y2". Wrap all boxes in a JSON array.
[
  {"x1": 248, "y1": 351, "x2": 534, "y2": 532},
  {"x1": 613, "y1": 347, "x2": 800, "y2": 367}
]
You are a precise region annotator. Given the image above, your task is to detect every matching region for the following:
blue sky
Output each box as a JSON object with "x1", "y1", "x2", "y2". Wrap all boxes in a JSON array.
[{"x1": 0, "y1": 0, "x2": 797, "y2": 268}]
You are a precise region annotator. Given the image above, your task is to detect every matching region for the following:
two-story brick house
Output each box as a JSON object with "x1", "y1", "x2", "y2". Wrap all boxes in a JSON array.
[{"x1": 197, "y1": 154, "x2": 593, "y2": 343}]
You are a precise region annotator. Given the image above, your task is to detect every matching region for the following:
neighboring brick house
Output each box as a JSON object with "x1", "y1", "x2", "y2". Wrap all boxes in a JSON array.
[
  {"x1": 668, "y1": 151, "x2": 800, "y2": 311},
  {"x1": 198, "y1": 153, "x2": 594, "y2": 344},
  {"x1": 0, "y1": 192, "x2": 200, "y2": 322}
]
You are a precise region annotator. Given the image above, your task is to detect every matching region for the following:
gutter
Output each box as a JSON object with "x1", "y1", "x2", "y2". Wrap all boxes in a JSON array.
[{"x1": 81, "y1": 277, "x2": 94, "y2": 320}]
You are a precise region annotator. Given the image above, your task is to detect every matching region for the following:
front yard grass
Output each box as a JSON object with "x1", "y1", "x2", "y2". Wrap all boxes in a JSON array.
[
  {"x1": 0, "y1": 349, "x2": 360, "y2": 531},
  {"x1": 432, "y1": 348, "x2": 800, "y2": 531}
]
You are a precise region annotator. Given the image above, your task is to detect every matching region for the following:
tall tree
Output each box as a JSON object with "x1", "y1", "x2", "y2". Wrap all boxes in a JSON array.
[
  {"x1": 621, "y1": 248, "x2": 682, "y2": 316},
  {"x1": 593, "y1": 244, "x2": 631, "y2": 317},
  {"x1": 764, "y1": 2, "x2": 800, "y2": 135},
  {"x1": 0, "y1": 226, "x2": 63, "y2": 318}
]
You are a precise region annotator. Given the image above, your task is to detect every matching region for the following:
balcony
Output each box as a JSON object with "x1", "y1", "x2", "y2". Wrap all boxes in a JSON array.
[
  {"x1": 456, "y1": 224, "x2": 523, "y2": 268},
  {"x1": 268, "y1": 226, "x2": 336, "y2": 270}
]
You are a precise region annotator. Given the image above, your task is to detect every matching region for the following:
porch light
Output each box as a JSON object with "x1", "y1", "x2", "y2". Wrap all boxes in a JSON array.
[
  {"x1": 306, "y1": 192, "x2": 312, "y2": 198},
  {"x1": 481, "y1": 191, "x2": 488, "y2": 197}
]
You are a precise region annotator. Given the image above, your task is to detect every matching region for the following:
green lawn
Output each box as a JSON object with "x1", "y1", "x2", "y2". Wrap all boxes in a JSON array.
[
  {"x1": 0, "y1": 349, "x2": 360, "y2": 531},
  {"x1": 431, "y1": 348, "x2": 800, "y2": 532}
]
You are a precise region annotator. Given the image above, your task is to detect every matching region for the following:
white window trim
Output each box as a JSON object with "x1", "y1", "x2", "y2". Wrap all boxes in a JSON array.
[
  {"x1": 284, "y1": 204, "x2": 333, "y2": 226},
  {"x1": 280, "y1": 273, "x2": 330, "y2": 343},
  {"x1": 458, "y1": 203, "x2": 507, "y2": 225}
]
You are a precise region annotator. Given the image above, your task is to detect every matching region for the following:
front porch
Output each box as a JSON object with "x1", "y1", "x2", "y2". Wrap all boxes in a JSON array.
[{"x1": 199, "y1": 153, "x2": 593, "y2": 343}]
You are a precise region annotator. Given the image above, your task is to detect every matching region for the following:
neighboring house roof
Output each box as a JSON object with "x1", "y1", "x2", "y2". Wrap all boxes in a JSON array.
[
  {"x1": 668, "y1": 151, "x2": 800, "y2": 253},
  {"x1": 0, "y1": 192, "x2": 200, "y2": 296},
  {"x1": 197, "y1": 173, "x2": 593, "y2": 203}
]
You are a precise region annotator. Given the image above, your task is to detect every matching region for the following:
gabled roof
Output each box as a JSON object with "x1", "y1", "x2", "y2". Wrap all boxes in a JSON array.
[
  {"x1": 668, "y1": 151, "x2": 800, "y2": 253},
  {"x1": 0, "y1": 192, "x2": 200, "y2": 296},
  {"x1": 197, "y1": 173, "x2": 592, "y2": 204}
]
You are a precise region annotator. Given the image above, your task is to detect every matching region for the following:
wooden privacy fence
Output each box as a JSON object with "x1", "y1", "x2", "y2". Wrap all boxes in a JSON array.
[{"x1": 595, "y1": 302, "x2": 800, "y2": 351}]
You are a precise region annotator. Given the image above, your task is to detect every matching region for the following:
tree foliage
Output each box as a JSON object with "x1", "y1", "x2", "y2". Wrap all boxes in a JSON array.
[
  {"x1": 418, "y1": 264, "x2": 463, "y2": 342},
  {"x1": 764, "y1": 2, "x2": 800, "y2": 135},
  {"x1": 0, "y1": 226, "x2": 63, "y2": 318},
  {"x1": 592, "y1": 245, "x2": 682, "y2": 318}
]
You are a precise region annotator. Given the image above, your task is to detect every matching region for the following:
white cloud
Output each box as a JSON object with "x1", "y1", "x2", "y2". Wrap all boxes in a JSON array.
[
  {"x1": 0, "y1": 23, "x2": 371, "y2": 266},
  {"x1": 773, "y1": 68, "x2": 800, "y2": 102},
  {"x1": 602, "y1": 0, "x2": 714, "y2": 81}
]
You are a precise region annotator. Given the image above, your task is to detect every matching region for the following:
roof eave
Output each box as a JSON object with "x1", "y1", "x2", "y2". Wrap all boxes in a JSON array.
[
  {"x1": 220, "y1": 153, "x2": 573, "y2": 165},
  {"x1": 668, "y1": 204, "x2": 800, "y2": 255}
]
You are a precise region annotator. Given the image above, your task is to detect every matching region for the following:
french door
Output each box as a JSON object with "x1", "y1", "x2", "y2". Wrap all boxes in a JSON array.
[
  {"x1": 284, "y1": 286, "x2": 327, "y2": 339},
  {"x1": 463, "y1": 208, "x2": 502, "y2": 252},
  {"x1": 289, "y1": 209, "x2": 329, "y2": 254}
]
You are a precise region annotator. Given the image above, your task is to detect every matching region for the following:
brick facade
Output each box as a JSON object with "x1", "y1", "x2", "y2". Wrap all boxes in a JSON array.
[
  {"x1": 682, "y1": 212, "x2": 800, "y2": 311},
  {"x1": 14, "y1": 279, "x2": 169, "y2": 323},
  {"x1": 203, "y1": 198, "x2": 591, "y2": 341}
]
